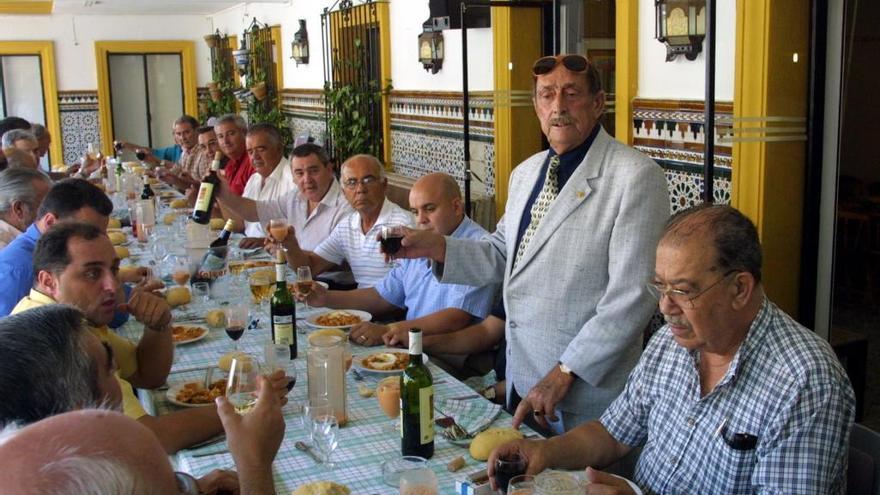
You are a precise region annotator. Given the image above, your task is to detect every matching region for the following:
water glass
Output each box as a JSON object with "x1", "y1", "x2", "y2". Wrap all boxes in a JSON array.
[
  {"x1": 399, "y1": 467, "x2": 438, "y2": 495},
  {"x1": 301, "y1": 397, "x2": 332, "y2": 436},
  {"x1": 191, "y1": 281, "x2": 210, "y2": 304},
  {"x1": 507, "y1": 474, "x2": 535, "y2": 495},
  {"x1": 309, "y1": 414, "x2": 339, "y2": 468}
]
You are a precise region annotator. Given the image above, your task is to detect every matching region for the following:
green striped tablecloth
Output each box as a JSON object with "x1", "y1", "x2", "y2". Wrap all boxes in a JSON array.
[{"x1": 119, "y1": 279, "x2": 532, "y2": 494}]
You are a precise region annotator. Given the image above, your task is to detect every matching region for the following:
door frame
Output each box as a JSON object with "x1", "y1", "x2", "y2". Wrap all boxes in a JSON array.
[
  {"x1": 0, "y1": 41, "x2": 62, "y2": 166},
  {"x1": 95, "y1": 41, "x2": 197, "y2": 156}
]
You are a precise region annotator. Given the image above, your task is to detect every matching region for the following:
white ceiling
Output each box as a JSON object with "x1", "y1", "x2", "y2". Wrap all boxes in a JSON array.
[{"x1": 51, "y1": 0, "x2": 291, "y2": 16}]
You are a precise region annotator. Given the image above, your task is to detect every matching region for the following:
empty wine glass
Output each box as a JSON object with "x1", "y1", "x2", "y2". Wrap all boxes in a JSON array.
[
  {"x1": 226, "y1": 355, "x2": 260, "y2": 415},
  {"x1": 264, "y1": 342, "x2": 296, "y2": 392},
  {"x1": 301, "y1": 397, "x2": 332, "y2": 438},
  {"x1": 310, "y1": 414, "x2": 339, "y2": 469}
]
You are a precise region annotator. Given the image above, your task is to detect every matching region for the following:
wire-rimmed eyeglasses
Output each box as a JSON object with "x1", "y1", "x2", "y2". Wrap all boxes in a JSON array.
[{"x1": 646, "y1": 269, "x2": 738, "y2": 309}]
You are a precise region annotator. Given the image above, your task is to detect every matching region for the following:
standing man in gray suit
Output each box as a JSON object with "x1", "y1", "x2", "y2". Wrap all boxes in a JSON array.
[{"x1": 397, "y1": 54, "x2": 670, "y2": 434}]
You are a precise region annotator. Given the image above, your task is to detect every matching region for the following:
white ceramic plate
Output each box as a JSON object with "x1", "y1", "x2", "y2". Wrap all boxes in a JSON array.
[
  {"x1": 305, "y1": 309, "x2": 372, "y2": 329},
  {"x1": 165, "y1": 380, "x2": 225, "y2": 408},
  {"x1": 352, "y1": 347, "x2": 428, "y2": 375},
  {"x1": 171, "y1": 324, "x2": 209, "y2": 345}
]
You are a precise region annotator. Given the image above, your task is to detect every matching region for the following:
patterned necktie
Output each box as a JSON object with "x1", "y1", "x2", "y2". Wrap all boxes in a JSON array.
[{"x1": 514, "y1": 155, "x2": 560, "y2": 268}]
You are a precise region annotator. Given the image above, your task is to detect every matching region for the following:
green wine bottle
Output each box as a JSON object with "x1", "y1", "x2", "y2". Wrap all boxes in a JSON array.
[
  {"x1": 401, "y1": 327, "x2": 434, "y2": 458},
  {"x1": 270, "y1": 250, "x2": 296, "y2": 358}
]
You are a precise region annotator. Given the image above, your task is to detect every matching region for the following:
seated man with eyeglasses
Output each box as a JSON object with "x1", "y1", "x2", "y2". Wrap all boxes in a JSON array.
[
  {"x1": 487, "y1": 204, "x2": 855, "y2": 494},
  {"x1": 276, "y1": 154, "x2": 413, "y2": 288}
]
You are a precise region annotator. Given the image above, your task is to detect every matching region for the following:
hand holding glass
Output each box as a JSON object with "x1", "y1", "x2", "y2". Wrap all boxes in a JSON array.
[{"x1": 226, "y1": 355, "x2": 260, "y2": 415}]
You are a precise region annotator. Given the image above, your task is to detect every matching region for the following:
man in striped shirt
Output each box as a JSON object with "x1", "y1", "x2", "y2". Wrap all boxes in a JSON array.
[
  {"x1": 487, "y1": 204, "x2": 855, "y2": 494},
  {"x1": 277, "y1": 154, "x2": 413, "y2": 288}
]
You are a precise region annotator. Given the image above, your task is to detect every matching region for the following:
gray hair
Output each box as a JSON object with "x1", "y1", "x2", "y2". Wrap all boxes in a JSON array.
[
  {"x1": 30, "y1": 123, "x2": 49, "y2": 140},
  {"x1": 0, "y1": 305, "x2": 101, "y2": 427},
  {"x1": 215, "y1": 113, "x2": 247, "y2": 131},
  {"x1": 0, "y1": 167, "x2": 51, "y2": 215},
  {"x1": 173, "y1": 114, "x2": 198, "y2": 130},
  {"x1": 341, "y1": 154, "x2": 384, "y2": 180},
  {"x1": 2, "y1": 129, "x2": 37, "y2": 149},
  {"x1": 39, "y1": 450, "x2": 149, "y2": 495},
  {"x1": 4, "y1": 148, "x2": 37, "y2": 170},
  {"x1": 662, "y1": 203, "x2": 763, "y2": 283}
]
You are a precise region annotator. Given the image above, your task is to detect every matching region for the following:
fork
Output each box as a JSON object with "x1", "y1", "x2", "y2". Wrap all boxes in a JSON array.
[{"x1": 433, "y1": 405, "x2": 469, "y2": 441}]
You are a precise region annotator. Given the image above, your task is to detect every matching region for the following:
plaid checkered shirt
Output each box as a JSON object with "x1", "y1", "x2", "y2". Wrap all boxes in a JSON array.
[{"x1": 600, "y1": 298, "x2": 855, "y2": 494}]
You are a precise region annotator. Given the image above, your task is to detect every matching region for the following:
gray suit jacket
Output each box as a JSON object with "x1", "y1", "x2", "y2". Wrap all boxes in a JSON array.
[{"x1": 438, "y1": 128, "x2": 670, "y2": 424}]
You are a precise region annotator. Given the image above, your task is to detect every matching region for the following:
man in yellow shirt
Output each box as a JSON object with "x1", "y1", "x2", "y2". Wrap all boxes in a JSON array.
[{"x1": 11, "y1": 222, "x2": 229, "y2": 453}]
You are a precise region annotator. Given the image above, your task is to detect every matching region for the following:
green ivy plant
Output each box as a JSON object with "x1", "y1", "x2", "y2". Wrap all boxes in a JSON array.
[
  {"x1": 323, "y1": 38, "x2": 392, "y2": 162},
  {"x1": 201, "y1": 36, "x2": 237, "y2": 122}
]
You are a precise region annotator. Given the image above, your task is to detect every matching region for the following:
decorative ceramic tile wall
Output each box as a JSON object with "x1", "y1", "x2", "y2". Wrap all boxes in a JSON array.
[
  {"x1": 280, "y1": 89, "x2": 496, "y2": 197},
  {"x1": 58, "y1": 91, "x2": 100, "y2": 165},
  {"x1": 389, "y1": 91, "x2": 495, "y2": 197},
  {"x1": 632, "y1": 98, "x2": 733, "y2": 211}
]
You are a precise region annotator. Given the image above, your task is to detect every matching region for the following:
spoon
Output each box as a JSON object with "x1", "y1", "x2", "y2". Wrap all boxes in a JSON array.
[{"x1": 295, "y1": 441, "x2": 322, "y2": 463}]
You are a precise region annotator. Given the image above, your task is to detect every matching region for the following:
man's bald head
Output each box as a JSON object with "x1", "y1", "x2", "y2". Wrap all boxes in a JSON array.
[
  {"x1": 0, "y1": 409, "x2": 177, "y2": 494},
  {"x1": 409, "y1": 172, "x2": 464, "y2": 235}
]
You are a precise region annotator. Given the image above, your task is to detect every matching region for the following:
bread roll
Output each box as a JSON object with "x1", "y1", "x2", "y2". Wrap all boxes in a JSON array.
[
  {"x1": 206, "y1": 309, "x2": 226, "y2": 328},
  {"x1": 107, "y1": 231, "x2": 127, "y2": 245},
  {"x1": 117, "y1": 265, "x2": 140, "y2": 280},
  {"x1": 209, "y1": 217, "x2": 226, "y2": 230},
  {"x1": 469, "y1": 427, "x2": 524, "y2": 461},
  {"x1": 165, "y1": 286, "x2": 191, "y2": 307},
  {"x1": 163, "y1": 213, "x2": 177, "y2": 225},
  {"x1": 114, "y1": 246, "x2": 130, "y2": 259},
  {"x1": 108, "y1": 218, "x2": 122, "y2": 229},
  {"x1": 218, "y1": 351, "x2": 252, "y2": 372},
  {"x1": 292, "y1": 481, "x2": 350, "y2": 495},
  {"x1": 170, "y1": 198, "x2": 188, "y2": 209}
]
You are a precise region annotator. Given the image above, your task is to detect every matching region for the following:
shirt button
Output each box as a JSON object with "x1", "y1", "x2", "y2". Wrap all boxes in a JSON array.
[
  {"x1": 669, "y1": 456, "x2": 677, "y2": 465},
  {"x1": 686, "y1": 417, "x2": 695, "y2": 426},
  {"x1": 509, "y1": 321, "x2": 517, "y2": 329}
]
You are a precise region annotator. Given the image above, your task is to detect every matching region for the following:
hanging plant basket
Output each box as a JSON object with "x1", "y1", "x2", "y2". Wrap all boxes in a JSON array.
[
  {"x1": 204, "y1": 34, "x2": 220, "y2": 48},
  {"x1": 251, "y1": 81, "x2": 268, "y2": 101}
]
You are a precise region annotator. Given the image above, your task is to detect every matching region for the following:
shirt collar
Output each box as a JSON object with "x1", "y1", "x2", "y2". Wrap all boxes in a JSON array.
[
  {"x1": 267, "y1": 156, "x2": 290, "y2": 182},
  {"x1": 26, "y1": 288, "x2": 56, "y2": 305},
  {"x1": 320, "y1": 179, "x2": 343, "y2": 207},
  {"x1": 25, "y1": 222, "x2": 42, "y2": 241},
  {"x1": 697, "y1": 297, "x2": 772, "y2": 390}
]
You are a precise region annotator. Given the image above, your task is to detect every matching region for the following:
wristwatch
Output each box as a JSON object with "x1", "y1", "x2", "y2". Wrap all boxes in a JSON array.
[{"x1": 558, "y1": 362, "x2": 578, "y2": 380}]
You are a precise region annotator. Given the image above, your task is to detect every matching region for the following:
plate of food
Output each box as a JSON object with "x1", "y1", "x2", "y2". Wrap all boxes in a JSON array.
[
  {"x1": 353, "y1": 347, "x2": 427, "y2": 374},
  {"x1": 166, "y1": 379, "x2": 227, "y2": 408},
  {"x1": 305, "y1": 309, "x2": 372, "y2": 329},
  {"x1": 171, "y1": 324, "x2": 209, "y2": 345}
]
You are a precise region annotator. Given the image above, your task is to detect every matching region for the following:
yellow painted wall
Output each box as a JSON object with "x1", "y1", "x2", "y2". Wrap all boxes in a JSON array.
[{"x1": 732, "y1": 0, "x2": 810, "y2": 314}]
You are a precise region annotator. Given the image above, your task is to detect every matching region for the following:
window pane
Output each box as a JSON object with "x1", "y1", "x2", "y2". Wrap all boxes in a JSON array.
[
  {"x1": 1, "y1": 55, "x2": 45, "y2": 125},
  {"x1": 146, "y1": 54, "x2": 184, "y2": 150},
  {"x1": 109, "y1": 54, "x2": 149, "y2": 147}
]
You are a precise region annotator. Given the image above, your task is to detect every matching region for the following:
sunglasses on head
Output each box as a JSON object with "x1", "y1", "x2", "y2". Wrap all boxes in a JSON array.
[{"x1": 532, "y1": 54, "x2": 590, "y2": 76}]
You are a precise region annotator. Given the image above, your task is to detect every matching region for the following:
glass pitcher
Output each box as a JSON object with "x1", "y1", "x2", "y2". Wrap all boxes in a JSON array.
[{"x1": 307, "y1": 334, "x2": 348, "y2": 426}]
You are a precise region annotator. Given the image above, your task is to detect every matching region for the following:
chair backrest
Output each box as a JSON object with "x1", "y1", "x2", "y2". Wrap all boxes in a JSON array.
[{"x1": 849, "y1": 423, "x2": 880, "y2": 495}]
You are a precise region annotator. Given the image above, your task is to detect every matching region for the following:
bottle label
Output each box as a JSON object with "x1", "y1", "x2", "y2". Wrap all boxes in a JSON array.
[
  {"x1": 419, "y1": 385, "x2": 434, "y2": 444},
  {"x1": 194, "y1": 183, "x2": 214, "y2": 212},
  {"x1": 273, "y1": 316, "x2": 294, "y2": 345},
  {"x1": 409, "y1": 331, "x2": 422, "y2": 356},
  {"x1": 275, "y1": 263, "x2": 285, "y2": 283}
]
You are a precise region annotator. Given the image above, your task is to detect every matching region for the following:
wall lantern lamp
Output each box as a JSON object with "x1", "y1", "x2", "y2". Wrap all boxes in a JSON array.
[
  {"x1": 291, "y1": 19, "x2": 310, "y2": 66},
  {"x1": 655, "y1": 0, "x2": 706, "y2": 61},
  {"x1": 418, "y1": 18, "x2": 444, "y2": 74}
]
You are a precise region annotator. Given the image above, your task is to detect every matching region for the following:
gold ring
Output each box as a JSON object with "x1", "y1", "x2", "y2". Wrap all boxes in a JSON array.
[{"x1": 359, "y1": 335, "x2": 366, "y2": 342}]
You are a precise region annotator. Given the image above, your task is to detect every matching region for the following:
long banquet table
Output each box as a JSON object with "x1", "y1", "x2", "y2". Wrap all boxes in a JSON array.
[{"x1": 115, "y1": 186, "x2": 533, "y2": 494}]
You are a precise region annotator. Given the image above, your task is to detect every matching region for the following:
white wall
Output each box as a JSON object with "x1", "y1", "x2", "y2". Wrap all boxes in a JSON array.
[
  {"x1": 0, "y1": 14, "x2": 212, "y2": 90},
  {"x1": 637, "y1": 0, "x2": 735, "y2": 101},
  {"x1": 389, "y1": 0, "x2": 493, "y2": 91},
  {"x1": 206, "y1": 0, "x2": 494, "y2": 92}
]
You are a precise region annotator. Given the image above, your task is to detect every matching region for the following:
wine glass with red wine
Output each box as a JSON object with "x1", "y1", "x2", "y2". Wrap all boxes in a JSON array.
[
  {"x1": 135, "y1": 149, "x2": 147, "y2": 163},
  {"x1": 380, "y1": 224, "x2": 406, "y2": 268},
  {"x1": 494, "y1": 453, "x2": 527, "y2": 493},
  {"x1": 224, "y1": 304, "x2": 248, "y2": 351}
]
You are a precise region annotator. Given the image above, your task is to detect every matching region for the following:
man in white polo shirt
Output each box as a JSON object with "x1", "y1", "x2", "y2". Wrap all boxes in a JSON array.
[
  {"x1": 215, "y1": 143, "x2": 353, "y2": 261},
  {"x1": 276, "y1": 154, "x2": 413, "y2": 288}
]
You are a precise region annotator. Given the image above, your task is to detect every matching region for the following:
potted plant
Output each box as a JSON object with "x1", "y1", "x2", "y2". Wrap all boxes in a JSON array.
[
  {"x1": 204, "y1": 33, "x2": 220, "y2": 48},
  {"x1": 250, "y1": 68, "x2": 268, "y2": 101}
]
